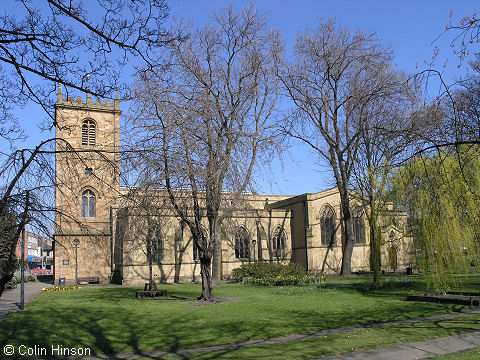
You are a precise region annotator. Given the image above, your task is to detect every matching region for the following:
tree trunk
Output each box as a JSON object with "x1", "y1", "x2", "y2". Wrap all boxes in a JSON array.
[
  {"x1": 339, "y1": 191, "x2": 354, "y2": 276},
  {"x1": 199, "y1": 255, "x2": 213, "y2": 301},
  {"x1": 330, "y1": 148, "x2": 355, "y2": 276},
  {"x1": 147, "y1": 218, "x2": 153, "y2": 284},
  {"x1": 369, "y1": 213, "x2": 382, "y2": 289},
  {"x1": 148, "y1": 258, "x2": 153, "y2": 285},
  {"x1": 211, "y1": 218, "x2": 222, "y2": 285},
  {"x1": 341, "y1": 220, "x2": 354, "y2": 275}
]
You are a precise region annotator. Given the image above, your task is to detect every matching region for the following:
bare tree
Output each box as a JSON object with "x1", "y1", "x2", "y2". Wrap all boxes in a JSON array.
[
  {"x1": 0, "y1": 0, "x2": 173, "y2": 125},
  {"x1": 439, "y1": 11, "x2": 480, "y2": 65},
  {"x1": 0, "y1": 0, "x2": 175, "y2": 294},
  {"x1": 351, "y1": 76, "x2": 419, "y2": 288},
  {"x1": 127, "y1": 5, "x2": 281, "y2": 300},
  {"x1": 0, "y1": 139, "x2": 58, "y2": 294},
  {"x1": 280, "y1": 19, "x2": 405, "y2": 275},
  {"x1": 117, "y1": 190, "x2": 169, "y2": 285}
]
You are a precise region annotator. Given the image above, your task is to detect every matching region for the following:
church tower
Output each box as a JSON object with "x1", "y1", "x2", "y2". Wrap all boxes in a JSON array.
[{"x1": 54, "y1": 85, "x2": 121, "y2": 284}]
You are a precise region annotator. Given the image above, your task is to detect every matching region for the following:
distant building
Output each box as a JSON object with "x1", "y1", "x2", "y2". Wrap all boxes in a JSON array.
[
  {"x1": 15, "y1": 230, "x2": 54, "y2": 271},
  {"x1": 54, "y1": 89, "x2": 414, "y2": 284}
]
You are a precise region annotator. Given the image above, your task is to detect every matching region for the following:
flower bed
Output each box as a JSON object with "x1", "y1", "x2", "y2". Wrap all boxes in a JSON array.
[
  {"x1": 41, "y1": 286, "x2": 82, "y2": 292},
  {"x1": 242, "y1": 274, "x2": 327, "y2": 286}
]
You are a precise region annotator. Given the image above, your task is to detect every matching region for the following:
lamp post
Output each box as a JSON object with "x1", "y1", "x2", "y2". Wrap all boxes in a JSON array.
[
  {"x1": 20, "y1": 227, "x2": 25, "y2": 310},
  {"x1": 20, "y1": 190, "x2": 30, "y2": 310},
  {"x1": 252, "y1": 240, "x2": 257, "y2": 262},
  {"x1": 73, "y1": 238, "x2": 80, "y2": 285}
]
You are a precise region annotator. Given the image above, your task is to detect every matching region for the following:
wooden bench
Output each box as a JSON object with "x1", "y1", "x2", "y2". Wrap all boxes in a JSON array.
[
  {"x1": 136, "y1": 281, "x2": 167, "y2": 298},
  {"x1": 77, "y1": 276, "x2": 100, "y2": 284}
]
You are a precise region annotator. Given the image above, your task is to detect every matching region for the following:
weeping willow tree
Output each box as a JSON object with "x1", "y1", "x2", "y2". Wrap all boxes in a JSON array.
[{"x1": 393, "y1": 146, "x2": 480, "y2": 289}]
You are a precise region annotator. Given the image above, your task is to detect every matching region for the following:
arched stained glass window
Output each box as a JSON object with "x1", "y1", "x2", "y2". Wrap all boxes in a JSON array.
[
  {"x1": 81, "y1": 189, "x2": 96, "y2": 218},
  {"x1": 320, "y1": 205, "x2": 336, "y2": 246},
  {"x1": 193, "y1": 240, "x2": 200, "y2": 261},
  {"x1": 193, "y1": 227, "x2": 207, "y2": 262},
  {"x1": 353, "y1": 208, "x2": 365, "y2": 244},
  {"x1": 272, "y1": 225, "x2": 286, "y2": 258},
  {"x1": 82, "y1": 119, "x2": 96, "y2": 146},
  {"x1": 147, "y1": 225, "x2": 163, "y2": 263},
  {"x1": 234, "y1": 226, "x2": 250, "y2": 260}
]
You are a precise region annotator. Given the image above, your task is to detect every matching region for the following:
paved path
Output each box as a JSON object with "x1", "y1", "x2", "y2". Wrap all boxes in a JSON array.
[
  {"x1": 0, "y1": 281, "x2": 50, "y2": 321},
  {"x1": 321, "y1": 331, "x2": 480, "y2": 359}
]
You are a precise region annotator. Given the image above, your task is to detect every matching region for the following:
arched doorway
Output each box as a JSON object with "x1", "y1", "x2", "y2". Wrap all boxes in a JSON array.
[{"x1": 388, "y1": 246, "x2": 398, "y2": 271}]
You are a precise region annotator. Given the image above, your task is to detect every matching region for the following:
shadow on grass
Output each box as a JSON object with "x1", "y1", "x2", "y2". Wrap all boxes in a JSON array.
[
  {"x1": 323, "y1": 275, "x2": 426, "y2": 292},
  {"x1": 77, "y1": 286, "x2": 201, "y2": 302},
  {"x1": 322, "y1": 273, "x2": 480, "y2": 298},
  {"x1": 0, "y1": 304, "x2": 284, "y2": 359},
  {"x1": 1, "y1": 278, "x2": 479, "y2": 359}
]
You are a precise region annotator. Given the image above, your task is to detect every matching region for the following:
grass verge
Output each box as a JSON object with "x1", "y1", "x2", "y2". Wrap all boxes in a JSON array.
[{"x1": 428, "y1": 347, "x2": 480, "y2": 360}]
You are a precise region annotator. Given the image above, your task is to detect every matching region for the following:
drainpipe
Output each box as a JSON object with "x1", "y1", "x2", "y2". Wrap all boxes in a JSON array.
[{"x1": 303, "y1": 200, "x2": 309, "y2": 272}]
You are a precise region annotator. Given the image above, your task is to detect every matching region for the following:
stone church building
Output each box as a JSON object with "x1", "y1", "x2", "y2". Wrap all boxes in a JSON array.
[{"x1": 54, "y1": 90, "x2": 414, "y2": 285}]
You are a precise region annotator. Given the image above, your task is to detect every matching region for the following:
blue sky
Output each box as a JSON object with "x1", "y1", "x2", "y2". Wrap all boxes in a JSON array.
[
  {"x1": 168, "y1": 0, "x2": 478, "y2": 195},
  {"x1": 9, "y1": 0, "x2": 479, "y2": 195}
]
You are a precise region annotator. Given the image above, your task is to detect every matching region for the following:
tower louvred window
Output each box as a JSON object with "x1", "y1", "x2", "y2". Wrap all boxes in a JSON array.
[{"x1": 82, "y1": 119, "x2": 96, "y2": 146}]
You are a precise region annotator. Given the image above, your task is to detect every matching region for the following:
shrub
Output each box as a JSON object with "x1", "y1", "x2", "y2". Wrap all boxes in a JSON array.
[
  {"x1": 12, "y1": 274, "x2": 37, "y2": 283},
  {"x1": 231, "y1": 262, "x2": 306, "y2": 283},
  {"x1": 281, "y1": 263, "x2": 307, "y2": 277},
  {"x1": 26, "y1": 274, "x2": 36, "y2": 282},
  {"x1": 242, "y1": 274, "x2": 327, "y2": 286}
]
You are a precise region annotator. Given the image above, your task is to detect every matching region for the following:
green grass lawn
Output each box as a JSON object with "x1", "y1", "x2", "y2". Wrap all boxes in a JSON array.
[
  {"x1": 1, "y1": 274, "x2": 479, "y2": 358},
  {"x1": 429, "y1": 348, "x2": 480, "y2": 360},
  {"x1": 175, "y1": 313, "x2": 480, "y2": 359}
]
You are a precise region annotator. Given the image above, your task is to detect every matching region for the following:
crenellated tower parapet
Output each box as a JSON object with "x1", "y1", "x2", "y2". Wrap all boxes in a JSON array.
[{"x1": 55, "y1": 83, "x2": 121, "y2": 113}]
